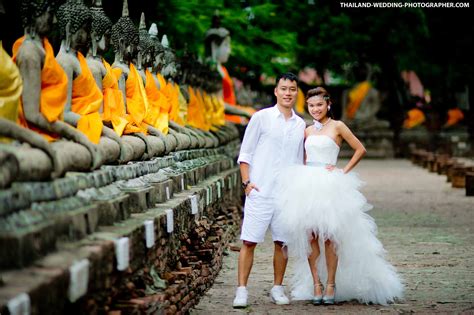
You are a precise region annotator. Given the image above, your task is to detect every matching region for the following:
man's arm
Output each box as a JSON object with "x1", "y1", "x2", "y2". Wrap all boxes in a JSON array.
[{"x1": 237, "y1": 113, "x2": 261, "y2": 194}]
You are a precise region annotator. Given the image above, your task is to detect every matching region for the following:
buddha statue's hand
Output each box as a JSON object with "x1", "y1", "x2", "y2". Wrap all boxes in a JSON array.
[
  {"x1": 118, "y1": 141, "x2": 128, "y2": 164},
  {"x1": 83, "y1": 142, "x2": 102, "y2": 170},
  {"x1": 50, "y1": 151, "x2": 63, "y2": 179}
]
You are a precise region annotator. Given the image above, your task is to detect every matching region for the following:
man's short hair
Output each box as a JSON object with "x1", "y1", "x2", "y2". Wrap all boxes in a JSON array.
[{"x1": 275, "y1": 72, "x2": 298, "y2": 87}]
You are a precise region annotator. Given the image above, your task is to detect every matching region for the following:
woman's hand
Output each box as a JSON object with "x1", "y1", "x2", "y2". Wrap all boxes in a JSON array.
[
  {"x1": 325, "y1": 164, "x2": 336, "y2": 172},
  {"x1": 245, "y1": 183, "x2": 260, "y2": 196}
]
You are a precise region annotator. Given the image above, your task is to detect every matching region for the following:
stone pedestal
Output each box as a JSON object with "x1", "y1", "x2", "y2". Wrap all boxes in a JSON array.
[{"x1": 340, "y1": 129, "x2": 394, "y2": 158}]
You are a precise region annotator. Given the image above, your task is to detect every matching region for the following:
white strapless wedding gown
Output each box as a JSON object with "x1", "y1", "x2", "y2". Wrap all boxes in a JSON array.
[{"x1": 274, "y1": 135, "x2": 403, "y2": 305}]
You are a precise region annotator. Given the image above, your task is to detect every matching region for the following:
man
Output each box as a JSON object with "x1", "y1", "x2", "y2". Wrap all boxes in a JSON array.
[{"x1": 233, "y1": 72, "x2": 306, "y2": 308}]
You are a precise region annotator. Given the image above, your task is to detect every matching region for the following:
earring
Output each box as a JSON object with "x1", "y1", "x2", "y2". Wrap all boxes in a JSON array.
[{"x1": 328, "y1": 106, "x2": 331, "y2": 111}]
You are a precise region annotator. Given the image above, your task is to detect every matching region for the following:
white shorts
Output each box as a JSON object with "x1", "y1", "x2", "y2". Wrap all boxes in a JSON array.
[{"x1": 240, "y1": 191, "x2": 286, "y2": 243}]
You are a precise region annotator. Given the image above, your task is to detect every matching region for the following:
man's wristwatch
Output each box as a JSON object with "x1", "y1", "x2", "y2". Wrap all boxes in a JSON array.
[{"x1": 242, "y1": 180, "x2": 251, "y2": 189}]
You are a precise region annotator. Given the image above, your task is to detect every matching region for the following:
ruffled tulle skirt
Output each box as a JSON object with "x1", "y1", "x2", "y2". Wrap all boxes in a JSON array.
[{"x1": 274, "y1": 164, "x2": 403, "y2": 305}]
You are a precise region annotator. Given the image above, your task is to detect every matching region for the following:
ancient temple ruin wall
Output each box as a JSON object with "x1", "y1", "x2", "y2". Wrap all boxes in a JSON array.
[{"x1": 0, "y1": 141, "x2": 243, "y2": 315}]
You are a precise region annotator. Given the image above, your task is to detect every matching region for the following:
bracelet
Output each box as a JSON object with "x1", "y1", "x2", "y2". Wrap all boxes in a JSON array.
[{"x1": 241, "y1": 180, "x2": 250, "y2": 189}]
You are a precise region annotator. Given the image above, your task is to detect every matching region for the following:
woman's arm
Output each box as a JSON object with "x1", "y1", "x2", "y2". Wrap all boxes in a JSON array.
[
  {"x1": 303, "y1": 126, "x2": 311, "y2": 165},
  {"x1": 338, "y1": 121, "x2": 366, "y2": 173}
]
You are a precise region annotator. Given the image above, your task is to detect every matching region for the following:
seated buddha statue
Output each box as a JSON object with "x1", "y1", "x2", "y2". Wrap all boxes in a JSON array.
[
  {"x1": 110, "y1": 0, "x2": 176, "y2": 156},
  {"x1": 85, "y1": 0, "x2": 153, "y2": 162},
  {"x1": 0, "y1": 39, "x2": 61, "y2": 186},
  {"x1": 204, "y1": 13, "x2": 254, "y2": 125},
  {"x1": 55, "y1": 0, "x2": 125, "y2": 164},
  {"x1": 10, "y1": 0, "x2": 103, "y2": 175},
  {"x1": 136, "y1": 15, "x2": 192, "y2": 152},
  {"x1": 341, "y1": 63, "x2": 390, "y2": 130},
  {"x1": 148, "y1": 27, "x2": 201, "y2": 149}
]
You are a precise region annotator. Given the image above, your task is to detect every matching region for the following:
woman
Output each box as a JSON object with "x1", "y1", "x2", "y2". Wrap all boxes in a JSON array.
[{"x1": 274, "y1": 87, "x2": 403, "y2": 305}]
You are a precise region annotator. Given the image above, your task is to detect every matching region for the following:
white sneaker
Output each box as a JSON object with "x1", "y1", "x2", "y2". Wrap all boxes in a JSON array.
[
  {"x1": 233, "y1": 286, "x2": 248, "y2": 308},
  {"x1": 270, "y1": 285, "x2": 290, "y2": 305}
]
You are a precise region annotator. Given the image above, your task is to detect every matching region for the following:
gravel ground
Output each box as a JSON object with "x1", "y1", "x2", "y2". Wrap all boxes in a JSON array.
[{"x1": 192, "y1": 159, "x2": 474, "y2": 314}]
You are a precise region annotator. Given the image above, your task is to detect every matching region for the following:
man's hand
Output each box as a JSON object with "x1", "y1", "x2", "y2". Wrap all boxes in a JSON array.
[{"x1": 245, "y1": 183, "x2": 260, "y2": 196}]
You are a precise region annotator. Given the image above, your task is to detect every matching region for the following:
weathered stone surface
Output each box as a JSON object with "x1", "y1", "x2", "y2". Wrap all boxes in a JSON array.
[
  {"x1": 0, "y1": 135, "x2": 242, "y2": 314},
  {"x1": 0, "y1": 149, "x2": 19, "y2": 189}
]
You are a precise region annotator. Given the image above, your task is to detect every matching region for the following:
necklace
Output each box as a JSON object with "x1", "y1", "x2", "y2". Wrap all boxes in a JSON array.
[{"x1": 313, "y1": 118, "x2": 331, "y2": 131}]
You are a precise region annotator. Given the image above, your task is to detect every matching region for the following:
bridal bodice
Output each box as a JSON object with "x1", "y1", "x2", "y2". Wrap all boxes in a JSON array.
[{"x1": 305, "y1": 135, "x2": 340, "y2": 166}]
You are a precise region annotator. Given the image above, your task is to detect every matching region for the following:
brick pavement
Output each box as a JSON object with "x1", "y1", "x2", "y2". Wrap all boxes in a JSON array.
[{"x1": 191, "y1": 159, "x2": 474, "y2": 314}]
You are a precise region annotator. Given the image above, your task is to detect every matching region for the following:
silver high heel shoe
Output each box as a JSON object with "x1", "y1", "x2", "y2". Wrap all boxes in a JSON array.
[
  {"x1": 322, "y1": 283, "x2": 336, "y2": 305},
  {"x1": 312, "y1": 282, "x2": 324, "y2": 305}
]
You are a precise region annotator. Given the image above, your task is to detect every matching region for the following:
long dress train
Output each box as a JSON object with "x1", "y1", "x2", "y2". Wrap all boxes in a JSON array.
[{"x1": 274, "y1": 134, "x2": 403, "y2": 305}]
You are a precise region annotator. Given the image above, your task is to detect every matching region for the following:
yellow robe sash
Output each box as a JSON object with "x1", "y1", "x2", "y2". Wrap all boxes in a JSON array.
[
  {"x1": 187, "y1": 86, "x2": 206, "y2": 131},
  {"x1": 177, "y1": 86, "x2": 188, "y2": 125},
  {"x1": 0, "y1": 41, "x2": 23, "y2": 142},
  {"x1": 211, "y1": 94, "x2": 225, "y2": 127},
  {"x1": 0, "y1": 41, "x2": 22, "y2": 123}
]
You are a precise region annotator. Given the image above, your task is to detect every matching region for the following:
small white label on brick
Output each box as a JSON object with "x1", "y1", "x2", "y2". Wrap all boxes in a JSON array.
[
  {"x1": 181, "y1": 177, "x2": 185, "y2": 190},
  {"x1": 115, "y1": 237, "x2": 130, "y2": 271},
  {"x1": 144, "y1": 220, "x2": 155, "y2": 248},
  {"x1": 166, "y1": 186, "x2": 170, "y2": 200},
  {"x1": 458, "y1": 142, "x2": 467, "y2": 149},
  {"x1": 68, "y1": 259, "x2": 90, "y2": 302},
  {"x1": 166, "y1": 209, "x2": 174, "y2": 233},
  {"x1": 189, "y1": 195, "x2": 198, "y2": 214},
  {"x1": 216, "y1": 181, "x2": 222, "y2": 198},
  {"x1": 451, "y1": 135, "x2": 460, "y2": 142},
  {"x1": 206, "y1": 187, "x2": 210, "y2": 205},
  {"x1": 7, "y1": 293, "x2": 30, "y2": 315}
]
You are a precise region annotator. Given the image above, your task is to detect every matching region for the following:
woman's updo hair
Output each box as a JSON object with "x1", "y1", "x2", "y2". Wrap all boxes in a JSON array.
[
  {"x1": 306, "y1": 86, "x2": 333, "y2": 117},
  {"x1": 306, "y1": 86, "x2": 331, "y2": 105}
]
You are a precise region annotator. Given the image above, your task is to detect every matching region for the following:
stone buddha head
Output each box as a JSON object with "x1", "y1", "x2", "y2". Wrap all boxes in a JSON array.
[
  {"x1": 160, "y1": 36, "x2": 178, "y2": 80},
  {"x1": 57, "y1": 0, "x2": 91, "y2": 52},
  {"x1": 20, "y1": 0, "x2": 61, "y2": 37},
  {"x1": 111, "y1": 0, "x2": 139, "y2": 63},
  {"x1": 148, "y1": 23, "x2": 165, "y2": 71},
  {"x1": 137, "y1": 13, "x2": 154, "y2": 69},
  {"x1": 204, "y1": 12, "x2": 231, "y2": 65},
  {"x1": 90, "y1": 0, "x2": 112, "y2": 56}
]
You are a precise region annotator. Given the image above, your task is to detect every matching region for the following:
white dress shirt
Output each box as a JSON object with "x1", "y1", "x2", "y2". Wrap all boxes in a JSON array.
[{"x1": 238, "y1": 105, "x2": 306, "y2": 198}]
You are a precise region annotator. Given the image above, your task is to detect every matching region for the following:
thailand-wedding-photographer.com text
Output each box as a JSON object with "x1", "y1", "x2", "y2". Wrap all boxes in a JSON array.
[{"x1": 340, "y1": 1, "x2": 469, "y2": 8}]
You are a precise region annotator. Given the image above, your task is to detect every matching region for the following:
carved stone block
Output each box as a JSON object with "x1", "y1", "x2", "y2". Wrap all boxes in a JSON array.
[{"x1": 119, "y1": 186, "x2": 154, "y2": 213}]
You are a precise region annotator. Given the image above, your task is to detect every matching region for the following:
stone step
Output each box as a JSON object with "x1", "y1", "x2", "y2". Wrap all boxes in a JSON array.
[{"x1": 0, "y1": 145, "x2": 238, "y2": 271}]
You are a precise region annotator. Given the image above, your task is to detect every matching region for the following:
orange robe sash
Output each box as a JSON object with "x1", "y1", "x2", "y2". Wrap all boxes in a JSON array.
[
  {"x1": 125, "y1": 64, "x2": 150, "y2": 132},
  {"x1": 445, "y1": 108, "x2": 464, "y2": 127},
  {"x1": 71, "y1": 52, "x2": 104, "y2": 144},
  {"x1": 346, "y1": 81, "x2": 371, "y2": 120},
  {"x1": 102, "y1": 60, "x2": 129, "y2": 136},
  {"x1": 145, "y1": 70, "x2": 168, "y2": 134},
  {"x1": 221, "y1": 65, "x2": 247, "y2": 124},
  {"x1": 295, "y1": 87, "x2": 305, "y2": 115},
  {"x1": 403, "y1": 108, "x2": 426, "y2": 129},
  {"x1": 187, "y1": 86, "x2": 206, "y2": 131},
  {"x1": 13, "y1": 36, "x2": 67, "y2": 141}
]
